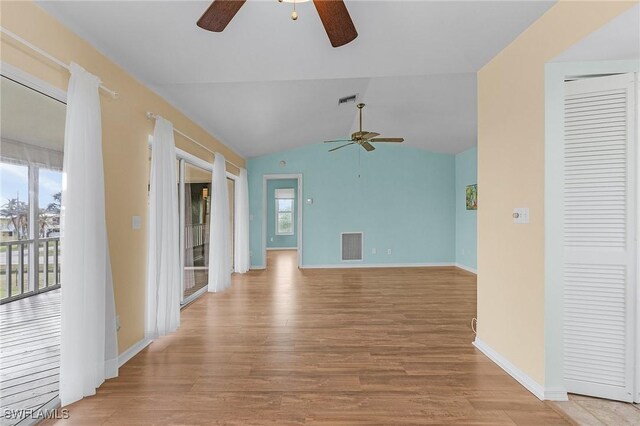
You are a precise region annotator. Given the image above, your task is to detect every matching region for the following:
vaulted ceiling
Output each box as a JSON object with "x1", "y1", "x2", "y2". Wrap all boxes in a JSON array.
[{"x1": 37, "y1": 1, "x2": 555, "y2": 157}]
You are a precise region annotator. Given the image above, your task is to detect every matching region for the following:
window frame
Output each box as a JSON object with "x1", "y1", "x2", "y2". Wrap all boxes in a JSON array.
[{"x1": 275, "y1": 198, "x2": 294, "y2": 236}]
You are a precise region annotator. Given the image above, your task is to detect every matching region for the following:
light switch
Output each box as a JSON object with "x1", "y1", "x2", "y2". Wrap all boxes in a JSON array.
[
  {"x1": 306, "y1": 198, "x2": 313, "y2": 205},
  {"x1": 513, "y1": 208, "x2": 529, "y2": 224},
  {"x1": 132, "y1": 215, "x2": 142, "y2": 230}
]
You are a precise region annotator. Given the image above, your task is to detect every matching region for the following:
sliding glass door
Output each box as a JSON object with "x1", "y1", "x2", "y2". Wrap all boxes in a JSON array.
[
  {"x1": 181, "y1": 161, "x2": 212, "y2": 303},
  {"x1": 227, "y1": 177, "x2": 235, "y2": 271}
]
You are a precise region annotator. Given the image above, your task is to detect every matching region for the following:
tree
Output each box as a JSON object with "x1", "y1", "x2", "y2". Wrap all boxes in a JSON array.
[
  {"x1": 46, "y1": 192, "x2": 61, "y2": 214},
  {"x1": 39, "y1": 191, "x2": 62, "y2": 237},
  {"x1": 0, "y1": 198, "x2": 28, "y2": 239}
]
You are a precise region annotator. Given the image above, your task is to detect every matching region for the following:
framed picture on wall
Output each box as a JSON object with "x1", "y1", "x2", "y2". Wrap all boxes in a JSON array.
[{"x1": 466, "y1": 184, "x2": 477, "y2": 210}]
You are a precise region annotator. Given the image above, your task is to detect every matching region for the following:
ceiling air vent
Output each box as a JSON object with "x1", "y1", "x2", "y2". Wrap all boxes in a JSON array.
[{"x1": 338, "y1": 94, "x2": 357, "y2": 106}]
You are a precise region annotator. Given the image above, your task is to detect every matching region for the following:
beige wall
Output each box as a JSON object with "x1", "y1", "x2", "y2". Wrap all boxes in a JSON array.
[
  {"x1": 0, "y1": 1, "x2": 245, "y2": 354},
  {"x1": 477, "y1": 1, "x2": 636, "y2": 384}
]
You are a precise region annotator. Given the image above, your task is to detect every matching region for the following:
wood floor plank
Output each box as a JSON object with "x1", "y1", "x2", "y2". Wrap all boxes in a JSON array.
[
  {"x1": 0, "y1": 289, "x2": 60, "y2": 426},
  {"x1": 42, "y1": 251, "x2": 568, "y2": 424}
]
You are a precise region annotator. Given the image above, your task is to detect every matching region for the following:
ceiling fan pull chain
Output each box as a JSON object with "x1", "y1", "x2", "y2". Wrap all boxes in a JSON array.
[{"x1": 291, "y1": 0, "x2": 298, "y2": 20}]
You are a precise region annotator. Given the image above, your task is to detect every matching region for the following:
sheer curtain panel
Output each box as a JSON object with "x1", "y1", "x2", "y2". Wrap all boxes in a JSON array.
[
  {"x1": 234, "y1": 168, "x2": 250, "y2": 273},
  {"x1": 59, "y1": 63, "x2": 118, "y2": 407},
  {"x1": 208, "y1": 154, "x2": 231, "y2": 292},
  {"x1": 146, "y1": 117, "x2": 181, "y2": 338}
]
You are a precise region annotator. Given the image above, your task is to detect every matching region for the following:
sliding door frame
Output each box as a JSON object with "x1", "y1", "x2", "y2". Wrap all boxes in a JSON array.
[{"x1": 147, "y1": 139, "x2": 238, "y2": 306}]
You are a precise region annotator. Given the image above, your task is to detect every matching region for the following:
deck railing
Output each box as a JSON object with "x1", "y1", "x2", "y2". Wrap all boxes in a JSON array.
[{"x1": 0, "y1": 237, "x2": 61, "y2": 304}]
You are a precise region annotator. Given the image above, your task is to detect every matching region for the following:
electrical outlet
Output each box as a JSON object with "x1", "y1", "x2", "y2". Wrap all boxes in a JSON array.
[
  {"x1": 270, "y1": 237, "x2": 274, "y2": 242},
  {"x1": 116, "y1": 315, "x2": 121, "y2": 331},
  {"x1": 387, "y1": 249, "x2": 392, "y2": 255},
  {"x1": 372, "y1": 248, "x2": 376, "y2": 254}
]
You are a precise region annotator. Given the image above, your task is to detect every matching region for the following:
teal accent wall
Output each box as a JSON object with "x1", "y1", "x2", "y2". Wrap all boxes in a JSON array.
[
  {"x1": 248, "y1": 143, "x2": 456, "y2": 268},
  {"x1": 455, "y1": 146, "x2": 477, "y2": 271},
  {"x1": 267, "y1": 178, "x2": 298, "y2": 248}
]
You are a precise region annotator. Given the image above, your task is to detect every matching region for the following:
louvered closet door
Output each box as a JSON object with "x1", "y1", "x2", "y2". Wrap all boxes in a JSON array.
[{"x1": 563, "y1": 73, "x2": 636, "y2": 402}]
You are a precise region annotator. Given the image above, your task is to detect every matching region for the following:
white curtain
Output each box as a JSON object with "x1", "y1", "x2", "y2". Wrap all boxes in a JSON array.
[
  {"x1": 234, "y1": 168, "x2": 250, "y2": 273},
  {"x1": 208, "y1": 154, "x2": 231, "y2": 292},
  {"x1": 60, "y1": 63, "x2": 118, "y2": 407},
  {"x1": 145, "y1": 117, "x2": 181, "y2": 338}
]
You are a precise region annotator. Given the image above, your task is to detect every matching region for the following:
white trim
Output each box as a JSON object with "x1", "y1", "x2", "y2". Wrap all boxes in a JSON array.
[
  {"x1": 181, "y1": 285, "x2": 208, "y2": 308},
  {"x1": 266, "y1": 247, "x2": 298, "y2": 251},
  {"x1": 262, "y1": 174, "x2": 303, "y2": 269},
  {"x1": 636, "y1": 72, "x2": 640, "y2": 404},
  {"x1": 1, "y1": 61, "x2": 67, "y2": 102},
  {"x1": 473, "y1": 337, "x2": 568, "y2": 401},
  {"x1": 250, "y1": 265, "x2": 266, "y2": 270},
  {"x1": 454, "y1": 263, "x2": 477, "y2": 274},
  {"x1": 20, "y1": 396, "x2": 61, "y2": 425},
  {"x1": 118, "y1": 338, "x2": 152, "y2": 368},
  {"x1": 300, "y1": 262, "x2": 455, "y2": 269}
]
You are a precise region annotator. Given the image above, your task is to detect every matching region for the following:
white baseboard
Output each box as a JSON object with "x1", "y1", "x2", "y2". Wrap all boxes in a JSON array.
[
  {"x1": 266, "y1": 247, "x2": 298, "y2": 251},
  {"x1": 544, "y1": 387, "x2": 569, "y2": 401},
  {"x1": 250, "y1": 265, "x2": 266, "y2": 270},
  {"x1": 455, "y1": 263, "x2": 477, "y2": 274},
  {"x1": 118, "y1": 337, "x2": 152, "y2": 368},
  {"x1": 473, "y1": 337, "x2": 567, "y2": 401},
  {"x1": 300, "y1": 262, "x2": 454, "y2": 269}
]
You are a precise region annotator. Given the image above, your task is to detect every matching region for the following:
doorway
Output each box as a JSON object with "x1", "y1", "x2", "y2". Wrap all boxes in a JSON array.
[
  {"x1": 262, "y1": 174, "x2": 302, "y2": 269},
  {"x1": 0, "y1": 68, "x2": 67, "y2": 422}
]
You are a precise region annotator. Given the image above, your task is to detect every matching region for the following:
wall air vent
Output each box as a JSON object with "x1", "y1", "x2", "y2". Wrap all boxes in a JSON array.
[
  {"x1": 338, "y1": 94, "x2": 357, "y2": 105},
  {"x1": 341, "y1": 232, "x2": 363, "y2": 261}
]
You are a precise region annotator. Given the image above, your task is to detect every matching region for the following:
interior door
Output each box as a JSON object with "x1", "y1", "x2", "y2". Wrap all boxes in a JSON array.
[{"x1": 563, "y1": 73, "x2": 637, "y2": 402}]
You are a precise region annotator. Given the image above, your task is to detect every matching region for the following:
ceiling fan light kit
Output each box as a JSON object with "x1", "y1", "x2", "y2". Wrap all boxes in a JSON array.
[
  {"x1": 197, "y1": 0, "x2": 357, "y2": 47},
  {"x1": 324, "y1": 103, "x2": 405, "y2": 153}
]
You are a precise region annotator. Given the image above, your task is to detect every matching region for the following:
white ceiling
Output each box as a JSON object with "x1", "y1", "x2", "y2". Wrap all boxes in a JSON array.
[
  {"x1": 37, "y1": 0, "x2": 555, "y2": 157},
  {"x1": 552, "y1": 4, "x2": 639, "y2": 63},
  {"x1": 1, "y1": 76, "x2": 66, "y2": 151}
]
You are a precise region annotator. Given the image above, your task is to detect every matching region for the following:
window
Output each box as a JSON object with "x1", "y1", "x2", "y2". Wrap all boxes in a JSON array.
[
  {"x1": 1, "y1": 75, "x2": 65, "y2": 302},
  {"x1": 275, "y1": 188, "x2": 294, "y2": 235}
]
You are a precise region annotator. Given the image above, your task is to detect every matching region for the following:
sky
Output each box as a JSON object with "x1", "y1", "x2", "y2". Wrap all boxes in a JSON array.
[{"x1": 0, "y1": 163, "x2": 62, "y2": 210}]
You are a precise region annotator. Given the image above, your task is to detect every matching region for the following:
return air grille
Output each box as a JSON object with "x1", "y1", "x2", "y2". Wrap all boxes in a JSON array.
[
  {"x1": 341, "y1": 232, "x2": 363, "y2": 261},
  {"x1": 338, "y1": 94, "x2": 357, "y2": 105}
]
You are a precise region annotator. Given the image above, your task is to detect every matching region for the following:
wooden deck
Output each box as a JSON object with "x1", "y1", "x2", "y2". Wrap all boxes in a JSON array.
[{"x1": 0, "y1": 290, "x2": 60, "y2": 426}]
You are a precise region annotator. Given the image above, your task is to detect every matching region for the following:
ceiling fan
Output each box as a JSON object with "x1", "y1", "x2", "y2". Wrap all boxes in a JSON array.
[
  {"x1": 325, "y1": 103, "x2": 404, "y2": 152},
  {"x1": 197, "y1": 0, "x2": 358, "y2": 48}
]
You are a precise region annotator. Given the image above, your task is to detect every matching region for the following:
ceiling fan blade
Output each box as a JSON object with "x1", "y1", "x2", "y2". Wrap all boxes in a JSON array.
[
  {"x1": 324, "y1": 139, "x2": 352, "y2": 143},
  {"x1": 359, "y1": 132, "x2": 380, "y2": 141},
  {"x1": 369, "y1": 138, "x2": 404, "y2": 143},
  {"x1": 313, "y1": 0, "x2": 358, "y2": 48},
  {"x1": 329, "y1": 142, "x2": 355, "y2": 152},
  {"x1": 361, "y1": 141, "x2": 375, "y2": 152},
  {"x1": 197, "y1": 0, "x2": 246, "y2": 32}
]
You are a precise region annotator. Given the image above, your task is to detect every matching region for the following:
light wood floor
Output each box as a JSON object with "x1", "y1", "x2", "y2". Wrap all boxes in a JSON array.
[{"x1": 45, "y1": 250, "x2": 568, "y2": 425}]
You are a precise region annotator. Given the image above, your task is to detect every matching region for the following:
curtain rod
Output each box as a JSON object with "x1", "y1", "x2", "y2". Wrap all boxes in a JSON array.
[
  {"x1": 146, "y1": 112, "x2": 242, "y2": 170},
  {"x1": 0, "y1": 27, "x2": 118, "y2": 98}
]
